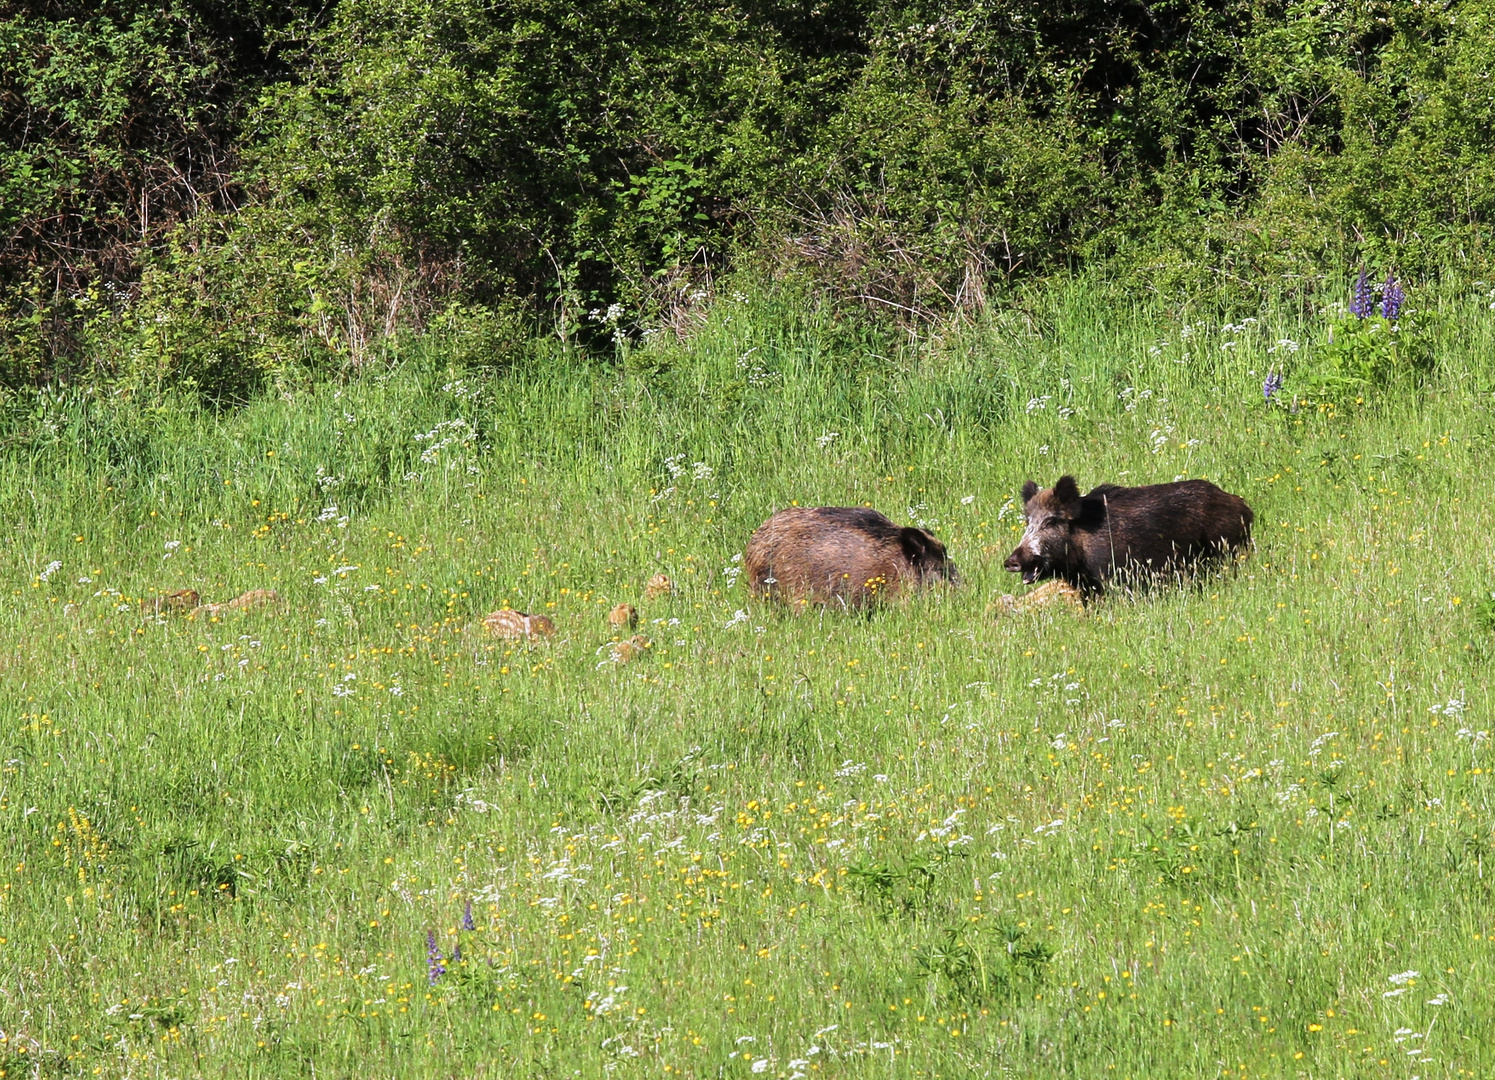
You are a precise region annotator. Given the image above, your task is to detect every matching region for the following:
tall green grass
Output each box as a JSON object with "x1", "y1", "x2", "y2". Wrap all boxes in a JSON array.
[{"x1": 2, "y1": 276, "x2": 1494, "y2": 1077}]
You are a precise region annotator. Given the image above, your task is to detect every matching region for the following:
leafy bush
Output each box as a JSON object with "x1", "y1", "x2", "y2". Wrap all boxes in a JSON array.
[
  {"x1": 0, "y1": 2, "x2": 235, "y2": 291},
  {"x1": 0, "y1": 1, "x2": 325, "y2": 384},
  {"x1": 9, "y1": 0, "x2": 1495, "y2": 392}
]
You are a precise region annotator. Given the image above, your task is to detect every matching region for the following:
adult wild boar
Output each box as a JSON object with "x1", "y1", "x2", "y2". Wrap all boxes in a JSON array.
[
  {"x1": 745, "y1": 506, "x2": 958, "y2": 608},
  {"x1": 1004, "y1": 476, "x2": 1252, "y2": 592}
]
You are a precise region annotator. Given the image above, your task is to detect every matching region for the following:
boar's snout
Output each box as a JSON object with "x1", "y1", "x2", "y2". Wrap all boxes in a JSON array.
[
  {"x1": 924, "y1": 557, "x2": 959, "y2": 589},
  {"x1": 902, "y1": 526, "x2": 958, "y2": 589},
  {"x1": 1004, "y1": 547, "x2": 1041, "y2": 584}
]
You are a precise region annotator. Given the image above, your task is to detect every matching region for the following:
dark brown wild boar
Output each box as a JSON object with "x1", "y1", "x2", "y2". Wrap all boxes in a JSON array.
[
  {"x1": 745, "y1": 506, "x2": 958, "y2": 608},
  {"x1": 1004, "y1": 476, "x2": 1252, "y2": 592}
]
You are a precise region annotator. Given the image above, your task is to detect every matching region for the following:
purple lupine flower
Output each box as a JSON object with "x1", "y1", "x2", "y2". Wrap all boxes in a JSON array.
[
  {"x1": 1262, "y1": 371, "x2": 1284, "y2": 402},
  {"x1": 462, "y1": 900, "x2": 475, "y2": 932},
  {"x1": 1382, "y1": 273, "x2": 1405, "y2": 320},
  {"x1": 427, "y1": 930, "x2": 446, "y2": 984},
  {"x1": 1350, "y1": 266, "x2": 1373, "y2": 318}
]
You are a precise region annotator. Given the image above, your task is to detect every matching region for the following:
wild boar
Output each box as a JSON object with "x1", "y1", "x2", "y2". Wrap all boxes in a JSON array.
[
  {"x1": 608, "y1": 603, "x2": 639, "y2": 631},
  {"x1": 745, "y1": 506, "x2": 957, "y2": 608},
  {"x1": 192, "y1": 588, "x2": 282, "y2": 616},
  {"x1": 1004, "y1": 476, "x2": 1252, "y2": 592},
  {"x1": 483, "y1": 609, "x2": 557, "y2": 639},
  {"x1": 992, "y1": 578, "x2": 1086, "y2": 615},
  {"x1": 141, "y1": 589, "x2": 200, "y2": 615}
]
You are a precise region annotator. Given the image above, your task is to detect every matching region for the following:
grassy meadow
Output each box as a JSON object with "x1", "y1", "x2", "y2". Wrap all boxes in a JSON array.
[{"x1": 3, "y1": 278, "x2": 1495, "y2": 1078}]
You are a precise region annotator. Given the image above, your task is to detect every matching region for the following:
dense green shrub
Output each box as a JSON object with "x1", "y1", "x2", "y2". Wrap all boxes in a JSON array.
[
  {"x1": 6, "y1": 0, "x2": 1495, "y2": 395},
  {"x1": 0, "y1": 0, "x2": 329, "y2": 385},
  {"x1": 1, "y1": 3, "x2": 229, "y2": 288},
  {"x1": 233, "y1": 0, "x2": 869, "y2": 317}
]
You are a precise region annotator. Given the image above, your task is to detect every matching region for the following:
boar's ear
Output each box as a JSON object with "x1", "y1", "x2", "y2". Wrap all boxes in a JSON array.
[
  {"x1": 1020, "y1": 480, "x2": 1038, "y2": 504},
  {"x1": 1053, "y1": 475, "x2": 1082, "y2": 514},
  {"x1": 900, "y1": 527, "x2": 934, "y2": 564}
]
